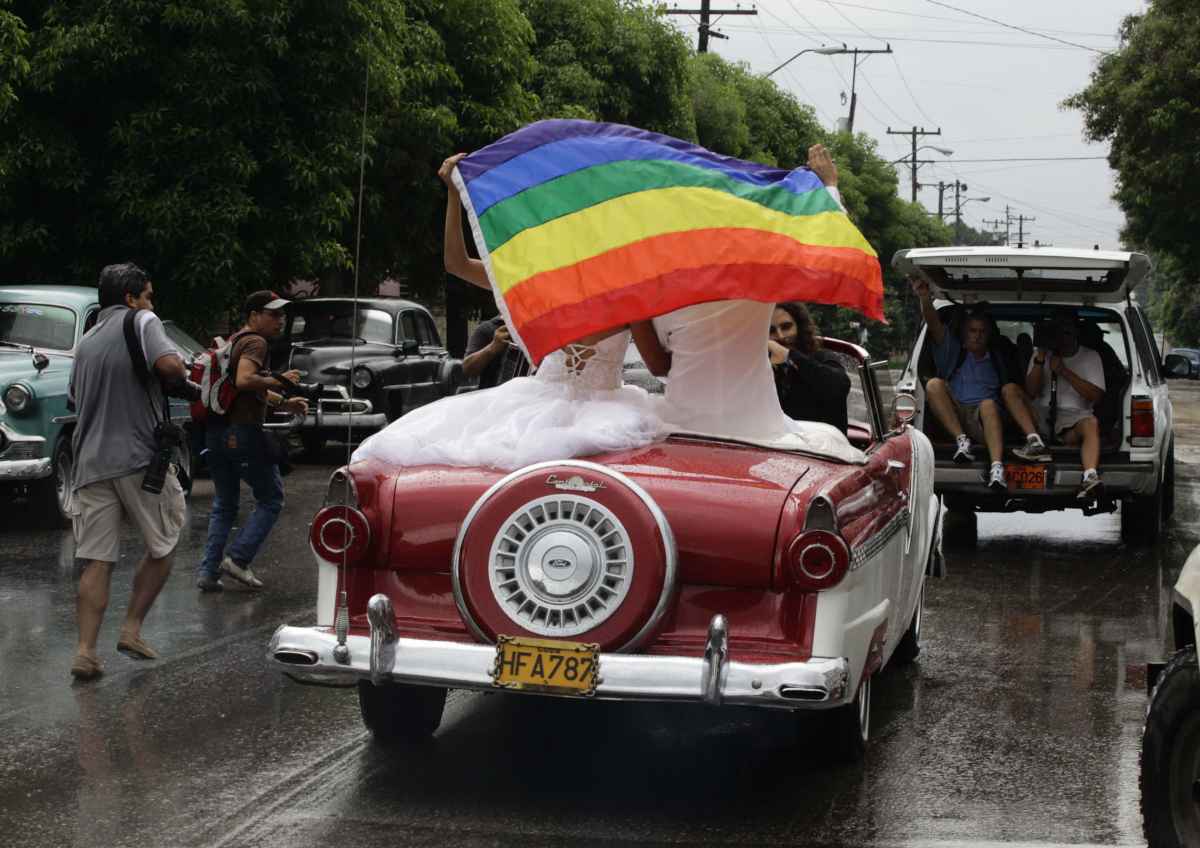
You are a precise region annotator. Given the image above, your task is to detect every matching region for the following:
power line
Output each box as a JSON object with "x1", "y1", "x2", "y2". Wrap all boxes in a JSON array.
[
  {"x1": 889, "y1": 53, "x2": 938, "y2": 127},
  {"x1": 818, "y1": 0, "x2": 1119, "y2": 37},
  {"x1": 819, "y1": 0, "x2": 881, "y2": 42},
  {"x1": 722, "y1": 25, "x2": 1111, "y2": 51},
  {"x1": 940, "y1": 156, "x2": 1107, "y2": 162},
  {"x1": 924, "y1": 0, "x2": 1112, "y2": 55},
  {"x1": 859, "y1": 70, "x2": 914, "y2": 126}
]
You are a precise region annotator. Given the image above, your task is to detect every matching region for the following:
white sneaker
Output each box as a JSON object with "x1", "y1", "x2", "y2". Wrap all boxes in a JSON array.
[
  {"x1": 1012, "y1": 434, "x2": 1051, "y2": 463},
  {"x1": 220, "y1": 556, "x2": 264, "y2": 589},
  {"x1": 986, "y1": 463, "x2": 1007, "y2": 492},
  {"x1": 953, "y1": 435, "x2": 973, "y2": 464},
  {"x1": 1077, "y1": 472, "x2": 1103, "y2": 500}
]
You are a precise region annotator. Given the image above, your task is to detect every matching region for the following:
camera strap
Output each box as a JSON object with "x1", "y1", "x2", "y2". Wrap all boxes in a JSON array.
[
  {"x1": 122, "y1": 309, "x2": 171, "y2": 426},
  {"x1": 1047, "y1": 371, "x2": 1058, "y2": 438}
]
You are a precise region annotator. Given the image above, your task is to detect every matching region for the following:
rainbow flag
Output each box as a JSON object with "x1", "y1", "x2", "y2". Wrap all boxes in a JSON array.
[{"x1": 454, "y1": 119, "x2": 883, "y2": 364}]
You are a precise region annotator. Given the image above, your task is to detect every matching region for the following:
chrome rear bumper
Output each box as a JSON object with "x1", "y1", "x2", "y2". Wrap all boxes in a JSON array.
[
  {"x1": 269, "y1": 597, "x2": 850, "y2": 710},
  {"x1": 0, "y1": 457, "x2": 51, "y2": 481}
]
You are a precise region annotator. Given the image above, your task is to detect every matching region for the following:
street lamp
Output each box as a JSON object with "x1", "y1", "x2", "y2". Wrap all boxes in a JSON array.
[
  {"x1": 764, "y1": 45, "x2": 849, "y2": 79},
  {"x1": 955, "y1": 195, "x2": 992, "y2": 243},
  {"x1": 891, "y1": 146, "x2": 954, "y2": 203},
  {"x1": 889, "y1": 145, "x2": 954, "y2": 163}
]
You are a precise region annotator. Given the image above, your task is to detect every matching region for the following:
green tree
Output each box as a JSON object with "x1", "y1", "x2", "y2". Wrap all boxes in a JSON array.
[
  {"x1": 519, "y1": 0, "x2": 693, "y2": 137},
  {"x1": 1065, "y1": 0, "x2": 1199, "y2": 266},
  {"x1": 0, "y1": 1, "x2": 422, "y2": 330}
]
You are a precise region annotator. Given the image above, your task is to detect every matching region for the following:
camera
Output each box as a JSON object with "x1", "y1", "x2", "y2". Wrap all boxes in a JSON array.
[
  {"x1": 273, "y1": 371, "x2": 323, "y2": 402},
  {"x1": 142, "y1": 420, "x2": 185, "y2": 494},
  {"x1": 1032, "y1": 320, "x2": 1058, "y2": 352}
]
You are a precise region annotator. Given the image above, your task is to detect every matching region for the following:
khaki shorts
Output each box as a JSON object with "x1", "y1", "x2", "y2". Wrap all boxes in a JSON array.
[
  {"x1": 951, "y1": 398, "x2": 988, "y2": 444},
  {"x1": 72, "y1": 469, "x2": 186, "y2": 563}
]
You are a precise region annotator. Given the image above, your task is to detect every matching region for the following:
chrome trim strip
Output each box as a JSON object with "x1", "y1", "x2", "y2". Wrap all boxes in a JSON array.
[
  {"x1": 451, "y1": 459, "x2": 678, "y2": 653},
  {"x1": 269, "y1": 625, "x2": 850, "y2": 709},
  {"x1": 51, "y1": 414, "x2": 77, "y2": 425},
  {"x1": 851, "y1": 507, "x2": 910, "y2": 570},
  {"x1": 0, "y1": 457, "x2": 52, "y2": 480}
]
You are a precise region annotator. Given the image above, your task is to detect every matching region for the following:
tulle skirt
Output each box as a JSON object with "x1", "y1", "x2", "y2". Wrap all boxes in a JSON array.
[{"x1": 352, "y1": 376, "x2": 672, "y2": 471}]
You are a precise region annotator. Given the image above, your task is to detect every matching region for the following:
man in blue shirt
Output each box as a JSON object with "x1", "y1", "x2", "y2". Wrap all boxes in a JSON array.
[{"x1": 912, "y1": 278, "x2": 1049, "y2": 491}]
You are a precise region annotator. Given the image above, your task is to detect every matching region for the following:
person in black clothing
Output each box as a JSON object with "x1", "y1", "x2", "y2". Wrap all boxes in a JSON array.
[
  {"x1": 768, "y1": 302, "x2": 851, "y2": 434},
  {"x1": 463, "y1": 316, "x2": 530, "y2": 389}
]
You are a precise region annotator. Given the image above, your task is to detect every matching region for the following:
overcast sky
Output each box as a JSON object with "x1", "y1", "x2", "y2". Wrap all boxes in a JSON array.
[{"x1": 657, "y1": 0, "x2": 1143, "y2": 250}]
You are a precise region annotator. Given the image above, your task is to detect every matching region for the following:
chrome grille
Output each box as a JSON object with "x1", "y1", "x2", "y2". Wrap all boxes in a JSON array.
[{"x1": 0, "y1": 440, "x2": 40, "y2": 461}]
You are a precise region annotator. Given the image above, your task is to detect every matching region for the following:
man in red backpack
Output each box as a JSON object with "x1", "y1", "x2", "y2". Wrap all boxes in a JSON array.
[{"x1": 196, "y1": 291, "x2": 307, "y2": 592}]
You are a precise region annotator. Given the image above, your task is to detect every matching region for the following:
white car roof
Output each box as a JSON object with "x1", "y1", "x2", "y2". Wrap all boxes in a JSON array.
[{"x1": 893, "y1": 246, "x2": 1151, "y2": 305}]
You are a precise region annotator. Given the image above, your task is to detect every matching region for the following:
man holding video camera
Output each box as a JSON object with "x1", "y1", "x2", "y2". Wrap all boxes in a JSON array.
[
  {"x1": 1024, "y1": 313, "x2": 1106, "y2": 499},
  {"x1": 196, "y1": 291, "x2": 308, "y2": 593},
  {"x1": 68, "y1": 263, "x2": 195, "y2": 680}
]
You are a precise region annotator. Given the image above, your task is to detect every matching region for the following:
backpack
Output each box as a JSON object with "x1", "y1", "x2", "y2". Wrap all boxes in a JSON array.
[{"x1": 189, "y1": 329, "x2": 263, "y2": 422}]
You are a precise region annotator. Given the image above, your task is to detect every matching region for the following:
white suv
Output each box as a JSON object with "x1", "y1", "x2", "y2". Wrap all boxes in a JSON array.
[{"x1": 893, "y1": 246, "x2": 1175, "y2": 544}]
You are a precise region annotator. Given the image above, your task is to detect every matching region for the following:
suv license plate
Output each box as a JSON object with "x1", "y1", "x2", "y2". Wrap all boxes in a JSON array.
[
  {"x1": 1006, "y1": 464, "x2": 1047, "y2": 490},
  {"x1": 492, "y1": 635, "x2": 600, "y2": 696}
]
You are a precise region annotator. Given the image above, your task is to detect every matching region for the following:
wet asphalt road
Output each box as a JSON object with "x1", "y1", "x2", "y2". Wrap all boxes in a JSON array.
[{"x1": 3, "y1": 386, "x2": 1200, "y2": 847}]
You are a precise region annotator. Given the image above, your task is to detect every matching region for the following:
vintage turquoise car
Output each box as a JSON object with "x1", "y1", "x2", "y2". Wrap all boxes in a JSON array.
[
  {"x1": 0, "y1": 284, "x2": 199, "y2": 527},
  {"x1": 0, "y1": 284, "x2": 99, "y2": 525}
]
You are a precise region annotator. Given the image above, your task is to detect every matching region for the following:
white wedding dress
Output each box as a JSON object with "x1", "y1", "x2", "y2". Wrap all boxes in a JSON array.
[{"x1": 352, "y1": 330, "x2": 671, "y2": 470}]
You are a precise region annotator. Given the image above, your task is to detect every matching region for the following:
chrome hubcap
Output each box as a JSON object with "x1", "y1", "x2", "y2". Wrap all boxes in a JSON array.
[{"x1": 489, "y1": 496, "x2": 633, "y2": 636}]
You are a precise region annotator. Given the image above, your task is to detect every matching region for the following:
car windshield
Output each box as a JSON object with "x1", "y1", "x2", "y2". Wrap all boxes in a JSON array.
[
  {"x1": 0, "y1": 302, "x2": 77, "y2": 351},
  {"x1": 290, "y1": 305, "x2": 394, "y2": 344},
  {"x1": 162, "y1": 321, "x2": 205, "y2": 358}
]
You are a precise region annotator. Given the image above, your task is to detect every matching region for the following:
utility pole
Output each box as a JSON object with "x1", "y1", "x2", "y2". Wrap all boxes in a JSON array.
[
  {"x1": 888, "y1": 126, "x2": 942, "y2": 202},
  {"x1": 954, "y1": 180, "x2": 963, "y2": 243},
  {"x1": 661, "y1": 1, "x2": 757, "y2": 53},
  {"x1": 1014, "y1": 214, "x2": 1036, "y2": 248},
  {"x1": 844, "y1": 45, "x2": 893, "y2": 132},
  {"x1": 934, "y1": 180, "x2": 966, "y2": 223},
  {"x1": 982, "y1": 217, "x2": 1006, "y2": 245}
]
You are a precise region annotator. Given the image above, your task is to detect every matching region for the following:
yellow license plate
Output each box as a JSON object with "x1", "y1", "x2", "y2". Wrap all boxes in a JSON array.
[
  {"x1": 1006, "y1": 464, "x2": 1047, "y2": 490},
  {"x1": 492, "y1": 635, "x2": 600, "y2": 696}
]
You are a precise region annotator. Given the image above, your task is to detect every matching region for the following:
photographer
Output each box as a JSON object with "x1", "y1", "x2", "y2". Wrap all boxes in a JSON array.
[
  {"x1": 196, "y1": 291, "x2": 308, "y2": 593},
  {"x1": 463, "y1": 316, "x2": 529, "y2": 387},
  {"x1": 1023, "y1": 314, "x2": 1105, "y2": 499},
  {"x1": 68, "y1": 263, "x2": 190, "y2": 681}
]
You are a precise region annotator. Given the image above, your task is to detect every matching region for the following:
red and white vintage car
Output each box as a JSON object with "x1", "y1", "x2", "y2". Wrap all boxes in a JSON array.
[{"x1": 270, "y1": 341, "x2": 940, "y2": 758}]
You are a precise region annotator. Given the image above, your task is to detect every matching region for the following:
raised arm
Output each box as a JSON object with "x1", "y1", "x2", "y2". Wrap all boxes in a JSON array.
[
  {"x1": 909, "y1": 276, "x2": 945, "y2": 345},
  {"x1": 439, "y1": 153, "x2": 489, "y2": 290},
  {"x1": 631, "y1": 321, "x2": 671, "y2": 377}
]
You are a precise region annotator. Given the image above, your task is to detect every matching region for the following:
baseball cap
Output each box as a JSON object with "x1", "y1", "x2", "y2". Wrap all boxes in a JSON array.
[{"x1": 244, "y1": 290, "x2": 290, "y2": 314}]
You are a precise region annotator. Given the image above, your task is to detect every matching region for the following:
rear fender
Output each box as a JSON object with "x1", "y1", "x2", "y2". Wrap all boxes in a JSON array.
[{"x1": 1174, "y1": 545, "x2": 1200, "y2": 651}]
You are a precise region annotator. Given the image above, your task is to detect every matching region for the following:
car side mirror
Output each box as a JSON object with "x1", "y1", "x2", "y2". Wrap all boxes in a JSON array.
[
  {"x1": 1164, "y1": 354, "x2": 1192, "y2": 379},
  {"x1": 32, "y1": 352, "x2": 49, "y2": 372},
  {"x1": 891, "y1": 392, "x2": 917, "y2": 428},
  {"x1": 398, "y1": 339, "x2": 420, "y2": 355}
]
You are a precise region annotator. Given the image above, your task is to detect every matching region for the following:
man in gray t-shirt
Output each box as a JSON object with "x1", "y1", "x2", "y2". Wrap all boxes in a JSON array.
[{"x1": 66, "y1": 263, "x2": 190, "y2": 682}]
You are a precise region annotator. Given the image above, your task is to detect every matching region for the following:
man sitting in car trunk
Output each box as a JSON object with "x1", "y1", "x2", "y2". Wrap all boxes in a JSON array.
[
  {"x1": 911, "y1": 277, "x2": 1051, "y2": 491},
  {"x1": 1021, "y1": 314, "x2": 1106, "y2": 500}
]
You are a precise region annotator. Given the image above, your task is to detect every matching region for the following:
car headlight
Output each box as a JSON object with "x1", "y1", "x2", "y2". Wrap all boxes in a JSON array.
[
  {"x1": 2, "y1": 384, "x2": 31, "y2": 413},
  {"x1": 352, "y1": 366, "x2": 373, "y2": 390}
]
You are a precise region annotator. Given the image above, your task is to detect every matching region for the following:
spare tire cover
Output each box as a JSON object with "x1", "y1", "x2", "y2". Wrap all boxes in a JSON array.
[{"x1": 453, "y1": 460, "x2": 676, "y2": 652}]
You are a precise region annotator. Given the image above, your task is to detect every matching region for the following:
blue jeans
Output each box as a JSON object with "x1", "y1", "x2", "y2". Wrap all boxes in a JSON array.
[{"x1": 199, "y1": 422, "x2": 284, "y2": 577}]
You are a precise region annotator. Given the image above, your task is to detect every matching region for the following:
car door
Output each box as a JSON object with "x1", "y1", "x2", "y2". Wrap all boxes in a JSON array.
[
  {"x1": 396, "y1": 310, "x2": 441, "y2": 409},
  {"x1": 1128, "y1": 305, "x2": 1173, "y2": 459}
]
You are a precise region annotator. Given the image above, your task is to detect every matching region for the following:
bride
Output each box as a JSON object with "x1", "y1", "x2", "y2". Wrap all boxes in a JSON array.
[
  {"x1": 354, "y1": 148, "x2": 864, "y2": 471},
  {"x1": 352, "y1": 154, "x2": 671, "y2": 471}
]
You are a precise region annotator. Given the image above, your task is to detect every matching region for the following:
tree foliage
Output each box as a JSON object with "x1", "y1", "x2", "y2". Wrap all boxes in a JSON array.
[
  {"x1": 1065, "y1": 0, "x2": 1200, "y2": 345},
  {"x1": 0, "y1": 0, "x2": 958, "y2": 350}
]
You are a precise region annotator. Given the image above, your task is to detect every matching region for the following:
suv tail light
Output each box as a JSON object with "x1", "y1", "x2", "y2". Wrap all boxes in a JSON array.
[
  {"x1": 311, "y1": 505, "x2": 371, "y2": 565},
  {"x1": 785, "y1": 529, "x2": 851, "y2": 591},
  {"x1": 1130, "y1": 397, "x2": 1154, "y2": 447}
]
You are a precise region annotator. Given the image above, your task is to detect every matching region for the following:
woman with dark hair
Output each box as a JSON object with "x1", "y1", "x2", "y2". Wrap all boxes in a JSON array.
[{"x1": 768, "y1": 302, "x2": 851, "y2": 433}]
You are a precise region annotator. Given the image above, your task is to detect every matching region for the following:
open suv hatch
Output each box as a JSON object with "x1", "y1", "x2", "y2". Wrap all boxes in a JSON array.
[{"x1": 893, "y1": 247, "x2": 1174, "y2": 544}]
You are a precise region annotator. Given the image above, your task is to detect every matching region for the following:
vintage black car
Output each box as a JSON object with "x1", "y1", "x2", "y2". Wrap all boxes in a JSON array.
[{"x1": 271, "y1": 297, "x2": 461, "y2": 453}]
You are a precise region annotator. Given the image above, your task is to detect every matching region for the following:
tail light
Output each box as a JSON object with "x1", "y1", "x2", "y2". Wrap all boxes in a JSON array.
[
  {"x1": 311, "y1": 505, "x2": 371, "y2": 565},
  {"x1": 785, "y1": 529, "x2": 851, "y2": 591},
  {"x1": 1130, "y1": 397, "x2": 1154, "y2": 447}
]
